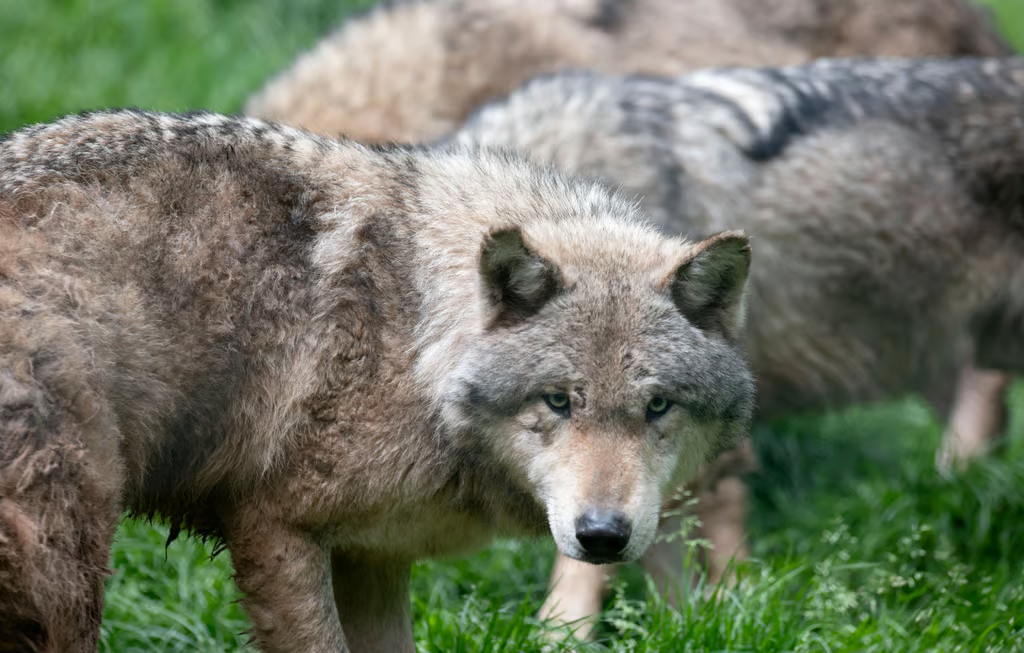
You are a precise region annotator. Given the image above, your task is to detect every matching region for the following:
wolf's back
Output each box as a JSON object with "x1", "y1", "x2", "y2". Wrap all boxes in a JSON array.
[
  {"x1": 245, "y1": 0, "x2": 1012, "y2": 143},
  {"x1": 457, "y1": 57, "x2": 1024, "y2": 228}
]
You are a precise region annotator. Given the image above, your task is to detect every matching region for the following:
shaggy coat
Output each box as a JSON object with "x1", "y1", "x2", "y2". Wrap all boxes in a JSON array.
[
  {"x1": 453, "y1": 56, "x2": 1024, "y2": 632},
  {"x1": 244, "y1": 0, "x2": 1014, "y2": 638},
  {"x1": 0, "y1": 110, "x2": 755, "y2": 652},
  {"x1": 457, "y1": 55, "x2": 1024, "y2": 432}
]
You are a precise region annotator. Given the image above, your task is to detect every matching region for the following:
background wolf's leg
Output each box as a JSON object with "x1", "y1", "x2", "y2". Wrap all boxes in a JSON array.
[
  {"x1": 226, "y1": 521, "x2": 345, "y2": 652},
  {"x1": 642, "y1": 482, "x2": 750, "y2": 601},
  {"x1": 637, "y1": 508, "x2": 692, "y2": 606},
  {"x1": 642, "y1": 444, "x2": 753, "y2": 603},
  {"x1": 937, "y1": 365, "x2": 1011, "y2": 472},
  {"x1": 540, "y1": 556, "x2": 610, "y2": 646},
  {"x1": 0, "y1": 471, "x2": 116, "y2": 653},
  {"x1": 690, "y1": 474, "x2": 749, "y2": 590},
  {"x1": 539, "y1": 555, "x2": 612, "y2": 640},
  {"x1": 694, "y1": 442, "x2": 754, "y2": 589},
  {"x1": 331, "y1": 553, "x2": 413, "y2": 653}
]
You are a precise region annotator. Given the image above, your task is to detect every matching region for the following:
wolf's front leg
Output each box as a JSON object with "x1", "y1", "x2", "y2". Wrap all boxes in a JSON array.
[
  {"x1": 226, "y1": 520, "x2": 346, "y2": 652},
  {"x1": 331, "y1": 552, "x2": 414, "y2": 652}
]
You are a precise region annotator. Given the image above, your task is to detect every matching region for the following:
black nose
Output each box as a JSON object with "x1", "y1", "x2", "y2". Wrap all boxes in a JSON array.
[{"x1": 575, "y1": 511, "x2": 632, "y2": 561}]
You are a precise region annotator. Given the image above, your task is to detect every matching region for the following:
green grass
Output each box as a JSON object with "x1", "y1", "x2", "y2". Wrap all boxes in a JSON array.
[
  {"x1": 0, "y1": 0, "x2": 374, "y2": 133},
  {"x1": 979, "y1": 0, "x2": 1024, "y2": 52},
  {"x1": 99, "y1": 396, "x2": 1024, "y2": 652},
  {"x1": 4, "y1": 0, "x2": 1024, "y2": 650}
]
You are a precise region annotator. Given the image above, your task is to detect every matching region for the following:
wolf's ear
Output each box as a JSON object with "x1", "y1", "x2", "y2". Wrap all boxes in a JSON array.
[
  {"x1": 480, "y1": 227, "x2": 561, "y2": 327},
  {"x1": 669, "y1": 231, "x2": 751, "y2": 339}
]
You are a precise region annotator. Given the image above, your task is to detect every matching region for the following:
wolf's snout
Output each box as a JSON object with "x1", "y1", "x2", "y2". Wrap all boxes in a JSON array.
[{"x1": 575, "y1": 510, "x2": 632, "y2": 562}]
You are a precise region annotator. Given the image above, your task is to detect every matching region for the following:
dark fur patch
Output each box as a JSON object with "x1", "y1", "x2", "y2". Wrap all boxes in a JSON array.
[
  {"x1": 742, "y1": 70, "x2": 834, "y2": 161},
  {"x1": 586, "y1": 0, "x2": 626, "y2": 30}
]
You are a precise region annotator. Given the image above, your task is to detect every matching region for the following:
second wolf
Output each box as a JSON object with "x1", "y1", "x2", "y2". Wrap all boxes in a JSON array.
[
  {"x1": 247, "y1": 0, "x2": 1010, "y2": 143},
  {"x1": 453, "y1": 56, "x2": 1024, "y2": 631}
]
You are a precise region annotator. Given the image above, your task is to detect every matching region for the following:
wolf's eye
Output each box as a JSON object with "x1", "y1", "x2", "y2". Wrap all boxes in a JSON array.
[
  {"x1": 646, "y1": 397, "x2": 672, "y2": 421},
  {"x1": 544, "y1": 393, "x2": 571, "y2": 416}
]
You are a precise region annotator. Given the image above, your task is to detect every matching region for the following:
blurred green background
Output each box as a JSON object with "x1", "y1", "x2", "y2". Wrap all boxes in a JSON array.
[{"x1": 1, "y1": 0, "x2": 371, "y2": 132}]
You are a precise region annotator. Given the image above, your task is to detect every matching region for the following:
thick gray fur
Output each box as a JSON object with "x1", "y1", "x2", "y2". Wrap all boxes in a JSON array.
[{"x1": 454, "y1": 57, "x2": 1024, "y2": 415}]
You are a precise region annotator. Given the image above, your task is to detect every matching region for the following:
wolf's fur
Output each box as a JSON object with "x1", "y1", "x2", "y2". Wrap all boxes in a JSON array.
[
  {"x1": 245, "y1": 0, "x2": 1009, "y2": 144},
  {"x1": 0, "y1": 109, "x2": 754, "y2": 651},
  {"x1": 456, "y1": 55, "x2": 1024, "y2": 422},
  {"x1": 247, "y1": 0, "x2": 1013, "y2": 637},
  {"x1": 453, "y1": 56, "x2": 1024, "y2": 633},
  {"x1": 246, "y1": 0, "x2": 1015, "y2": 481}
]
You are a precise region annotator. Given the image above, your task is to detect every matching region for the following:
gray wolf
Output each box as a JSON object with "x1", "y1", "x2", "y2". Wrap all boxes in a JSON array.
[
  {"x1": 248, "y1": 0, "x2": 1014, "y2": 637},
  {"x1": 453, "y1": 56, "x2": 1024, "y2": 633},
  {"x1": 245, "y1": 1, "x2": 1015, "y2": 631},
  {"x1": 245, "y1": 0, "x2": 1009, "y2": 145},
  {"x1": 0, "y1": 109, "x2": 755, "y2": 651}
]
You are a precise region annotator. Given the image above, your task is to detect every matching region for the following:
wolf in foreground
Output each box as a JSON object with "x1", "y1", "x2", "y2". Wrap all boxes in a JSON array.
[
  {"x1": 453, "y1": 56, "x2": 1024, "y2": 634},
  {"x1": 0, "y1": 109, "x2": 755, "y2": 651}
]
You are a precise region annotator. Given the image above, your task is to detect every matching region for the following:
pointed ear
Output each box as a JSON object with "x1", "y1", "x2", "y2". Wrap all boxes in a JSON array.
[
  {"x1": 480, "y1": 227, "x2": 562, "y2": 327},
  {"x1": 669, "y1": 231, "x2": 751, "y2": 339}
]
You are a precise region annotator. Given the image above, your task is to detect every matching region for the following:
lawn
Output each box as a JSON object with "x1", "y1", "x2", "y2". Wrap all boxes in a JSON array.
[{"x1": 3, "y1": 1, "x2": 1024, "y2": 651}]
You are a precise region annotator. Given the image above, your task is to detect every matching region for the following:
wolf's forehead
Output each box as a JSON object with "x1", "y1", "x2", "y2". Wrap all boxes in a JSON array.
[
  {"x1": 548, "y1": 294, "x2": 695, "y2": 376},
  {"x1": 561, "y1": 275, "x2": 669, "y2": 324}
]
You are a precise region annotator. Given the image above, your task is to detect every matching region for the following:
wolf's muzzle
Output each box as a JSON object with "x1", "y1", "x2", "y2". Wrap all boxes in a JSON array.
[{"x1": 575, "y1": 510, "x2": 631, "y2": 563}]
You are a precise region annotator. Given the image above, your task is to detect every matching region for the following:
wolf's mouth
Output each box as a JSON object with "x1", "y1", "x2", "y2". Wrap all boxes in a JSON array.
[{"x1": 576, "y1": 552, "x2": 627, "y2": 565}]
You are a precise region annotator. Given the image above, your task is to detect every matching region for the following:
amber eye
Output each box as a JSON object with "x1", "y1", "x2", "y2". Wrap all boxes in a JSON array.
[
  {"x1": 646, "y1": 397, "x2": 672, "y2": 421},
  {"x1": 543, "y1": 393, "x2": 571, "y2": 416}
]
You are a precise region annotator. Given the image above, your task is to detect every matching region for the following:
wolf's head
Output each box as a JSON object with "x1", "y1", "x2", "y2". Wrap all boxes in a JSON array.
[{"x1": 445, "y1": 224, "x2": 754, "y2": 564}]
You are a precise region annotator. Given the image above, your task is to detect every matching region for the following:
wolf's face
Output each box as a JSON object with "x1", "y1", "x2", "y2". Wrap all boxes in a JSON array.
[{"x1": 448, "y1": 227, "x2": 754, "y2": 564}]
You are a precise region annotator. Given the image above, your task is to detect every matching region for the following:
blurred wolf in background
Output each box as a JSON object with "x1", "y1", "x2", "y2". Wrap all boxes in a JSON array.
[
  {"x1": 246, "y1": 0, "x2": 1010, "y2": 144},
  {"x1": 453, "y1": 56, "x2": 1024, "y2": 634},
  {"x1": 0, "y1": 109, "x2": 755, "y2": 651},
  {"x1": 246, "y1": 0, "x2": 1016, "y2": 639}
]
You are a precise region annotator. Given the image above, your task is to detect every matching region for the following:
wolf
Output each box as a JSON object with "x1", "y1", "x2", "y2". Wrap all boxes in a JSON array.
[
  {"x1": 245, "y1": 0, "x2": 1009, "y2": 144},
  {"x1": 247, "y1": 0, "x2": 1015, "y2": 637},
  {"x1": 452, "y1": 56, "x2": 1024, "y2": 634},
  {"x1": 245, "y1": 0, "x2": 1015, "y2": 479},
  {"x1": 0, "y1": 109, "x2": 754, "y2": 651}
]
